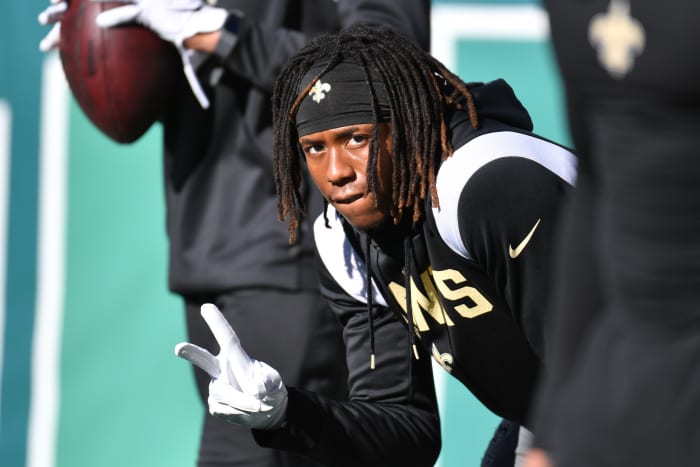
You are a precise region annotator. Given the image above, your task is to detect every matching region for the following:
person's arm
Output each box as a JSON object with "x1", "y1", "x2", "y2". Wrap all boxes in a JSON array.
[
  {"x1": 200, "y1": 0, "x2": 430, "y2": 92},
  {"x1": 337, "y1": 0, "x2": 430, "y2": 49},
  {"x1": 175, "y1": 212, "x2": 441, "y2": 466},
  {"x1": 452, "y1": 134, "x2": 576, "y2": 358},
  {"x1": 253, "y1": 253, "x2": 441, "y2": 467}
]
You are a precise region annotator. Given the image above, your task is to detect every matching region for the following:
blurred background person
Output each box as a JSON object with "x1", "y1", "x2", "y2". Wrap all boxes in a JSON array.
[
  {"x1": 527, "y1": 1, "x2": 700, "y2": 466},
  {"x1": 37, "y1": 1, "x2": 430, "y2": 466}
]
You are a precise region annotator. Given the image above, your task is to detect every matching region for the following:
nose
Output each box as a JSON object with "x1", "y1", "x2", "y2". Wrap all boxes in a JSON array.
[{"x1": 326, "y1": 147, "x2": 355, "y2": 185}]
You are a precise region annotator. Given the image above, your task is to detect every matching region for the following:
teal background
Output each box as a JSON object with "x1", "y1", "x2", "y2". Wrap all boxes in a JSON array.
[
  {"x1": 1, "y1": 3, "x2": 43, "y2": 467},
  {"x1": 0, "y1": 1, "x2": 568, "y2": 466},
  {"x1": 58, "y1": 112, "x2": 199, "y2": 467}
]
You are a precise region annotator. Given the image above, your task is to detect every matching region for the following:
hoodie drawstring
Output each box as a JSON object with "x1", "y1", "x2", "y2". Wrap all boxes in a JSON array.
[
  {"x1": 364, "y1": 232, "x2": 420, "y2": 381},
  {"x1": 404, "y1": 236, "x2": 420, "y2": 398},
  {"x1": 365, "y1": 234, "x2": 376, "y2": 370},
  {"x1": 404, "y1": 236, "x2": 420, "y2": 362}
]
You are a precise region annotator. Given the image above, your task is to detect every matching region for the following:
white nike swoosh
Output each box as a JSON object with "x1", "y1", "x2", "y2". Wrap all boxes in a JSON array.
[{"x1": 508, "y1": 219, "x2": 541, "y2": 259}]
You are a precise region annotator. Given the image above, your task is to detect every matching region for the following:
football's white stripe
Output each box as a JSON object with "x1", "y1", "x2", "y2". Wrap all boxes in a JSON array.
[
  {"x1": 433, "y1": 131, "x2": 577, "y2": 260},
  {"x1": 27, "y1": 53, "x2": 69, "y2": 467},
  {"x1": 0, "y1": 99, "x2": 11, "y2": 431}
]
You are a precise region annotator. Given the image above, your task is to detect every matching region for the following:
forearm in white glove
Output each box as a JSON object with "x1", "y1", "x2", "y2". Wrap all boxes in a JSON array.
[
  {"x1": 95, "y1": 0, "x2": 229, "y2": 109},
  {"x1": 175, "y1": 303, "x2": 288, "y2": 430}
]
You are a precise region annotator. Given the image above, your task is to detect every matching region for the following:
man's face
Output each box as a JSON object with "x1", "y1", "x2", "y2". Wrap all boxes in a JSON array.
[{"x1": 299, "y1": 122, "x2": 393, "y2": 230}]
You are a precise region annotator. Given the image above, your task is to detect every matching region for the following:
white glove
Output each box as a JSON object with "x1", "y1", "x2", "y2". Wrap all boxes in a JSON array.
[
  {"x1": 37, "y1": 0, "x2": 68, "y2": 52},
  {"x1": 175, "y1": 303, "x2": 288, "y2": 430},
  {"x1": 95, "y1": 0, "x2": 229, "y2": 109},
  {"x1": 94, "y1": 0, "x2": 226, "y2": 47}
]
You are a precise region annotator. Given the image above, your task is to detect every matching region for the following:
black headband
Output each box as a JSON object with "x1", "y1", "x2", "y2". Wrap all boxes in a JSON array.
[{"x1": 295, "y1": 60, "x2": 391, "y2": 137}]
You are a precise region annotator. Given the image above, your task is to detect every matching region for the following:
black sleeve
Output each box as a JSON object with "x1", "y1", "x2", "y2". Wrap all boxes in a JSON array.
[
  {"x1": 253, "y1": 257, "x2": 441, "y2": 467},
  {"x1": 458, "y1": 156, "x2": 572, "y2": 358},
  {"x1": 213, "y1": 0, "x2": 430, "y2": 92},
  {"x1": 336, "y1": 0, "x2": 430, "y2": 49}
]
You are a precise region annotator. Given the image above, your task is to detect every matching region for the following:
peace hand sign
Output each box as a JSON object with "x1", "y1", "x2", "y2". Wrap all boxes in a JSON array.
[{"x1": 175, "y1": 304, "x2": 288, "y2": 429}]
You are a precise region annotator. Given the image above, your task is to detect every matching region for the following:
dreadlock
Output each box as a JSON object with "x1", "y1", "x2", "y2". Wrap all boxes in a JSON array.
[{"x1": 273, "y1": 25, "x2": 479, "y2": 243}]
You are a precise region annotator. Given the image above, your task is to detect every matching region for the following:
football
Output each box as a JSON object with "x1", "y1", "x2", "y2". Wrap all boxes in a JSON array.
[{"x1": 59, "y1": 0, "x2": 180, "y2": 144}]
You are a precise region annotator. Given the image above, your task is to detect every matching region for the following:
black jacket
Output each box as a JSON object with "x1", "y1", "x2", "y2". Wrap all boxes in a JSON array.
[
  {"x1": 254, "y1": 80, "x2": 577, "y2": 466},
  {"x1": 161, "y1": 0, "x2": 430, "y2": 295}
]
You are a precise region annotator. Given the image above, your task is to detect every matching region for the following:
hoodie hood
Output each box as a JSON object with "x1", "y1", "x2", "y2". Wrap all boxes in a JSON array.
[
  {"x1": 469, "y1": 79, "x2": 533, "y2": 130},
  {"x1": 448, "y1": 79, "x2": 534, "y2": 148}
]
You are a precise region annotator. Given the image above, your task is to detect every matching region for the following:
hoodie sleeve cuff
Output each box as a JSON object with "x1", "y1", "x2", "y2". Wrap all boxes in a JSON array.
[
  {"x1": 252, "y1": 388, "x2": 320, "y2": 453},
  {"x1": 213, "y1": 11, "x2": 243, "y2": 60}
]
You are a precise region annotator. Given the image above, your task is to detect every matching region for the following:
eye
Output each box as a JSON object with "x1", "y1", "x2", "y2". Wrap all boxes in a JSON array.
[
  {"x1": 302, "y1": 143, "x2": 325, "y2": 157},
  {"x1": 347, "y1": 134, "x2": 369, "y2": 148}
]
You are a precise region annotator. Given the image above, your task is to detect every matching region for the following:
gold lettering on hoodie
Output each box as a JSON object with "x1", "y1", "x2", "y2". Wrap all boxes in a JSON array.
[{"x1": 388, "y1": 267, "x2": 492, "y2": 332}]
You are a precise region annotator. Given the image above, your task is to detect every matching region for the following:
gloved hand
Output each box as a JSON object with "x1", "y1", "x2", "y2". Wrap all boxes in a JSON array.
[
  {"x1": 94, "y1": 0, "x2": 227, "y2": 48},
  {"x1": 95, "y1": 0, "x2": 229, "y2": 109},
  {"x1": 175, "y1": 304, "x2": 288, "y2": 430},
  {"x1": 37, "y1": 0, "x2": 68, "y2": 52}
]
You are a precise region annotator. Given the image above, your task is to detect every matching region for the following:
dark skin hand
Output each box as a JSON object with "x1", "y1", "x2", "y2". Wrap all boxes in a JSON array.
[
  {"x1": 523, "y1": 448, "x2": 554, "y2": 467},
  {"x1": 183, "y1": 31, "x2": 221, "y2": 52}
]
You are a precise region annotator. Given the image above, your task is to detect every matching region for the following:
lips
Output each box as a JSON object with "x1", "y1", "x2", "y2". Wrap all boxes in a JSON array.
[{"x1": 331, "y1": 192, "x2": 364, "y2": 204}]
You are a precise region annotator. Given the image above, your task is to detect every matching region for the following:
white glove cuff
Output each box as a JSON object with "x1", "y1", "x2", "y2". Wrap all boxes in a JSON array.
[
  {"x1": 263, "y1": 392, "x2": 288, "y2": 430},
  {"x1": 179, "y1": 48, "x2": 211, "y2": 108}
]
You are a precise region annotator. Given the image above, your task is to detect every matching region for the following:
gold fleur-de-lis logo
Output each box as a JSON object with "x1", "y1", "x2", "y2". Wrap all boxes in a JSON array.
[
  {"x1": 431, "y1": 343, "x2": 454, "y2": 373},
  {"x1": 309, "y1": 80, "x2": 331, "y2": 103},
  {"x1": 588, "y1": 0, "x2": 646, "y2": 79}
]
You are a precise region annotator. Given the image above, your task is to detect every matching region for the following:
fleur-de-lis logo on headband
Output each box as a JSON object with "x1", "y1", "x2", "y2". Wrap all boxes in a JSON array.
[{"x1": 309, "y1": 80, "x2": 332, "y2": 103}]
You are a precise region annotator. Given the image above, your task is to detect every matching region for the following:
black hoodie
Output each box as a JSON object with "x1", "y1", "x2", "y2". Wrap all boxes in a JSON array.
[{"x1": 254, "y1": 79, "x2": 578, "y2": 467}]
